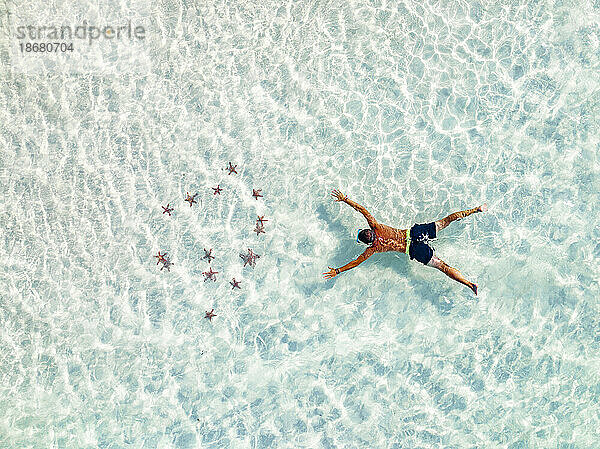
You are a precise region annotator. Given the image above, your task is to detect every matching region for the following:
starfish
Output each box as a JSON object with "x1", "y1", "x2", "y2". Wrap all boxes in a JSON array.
[
  {"x1": 227, "y1": 162, "x2": 237, "y2": 175},
  {"x1": 239, "y1": 252, "x2": 251, "y2": 266},
  {"x1": 162, "y1": 204, "x2": 174, "y2": 216},
  {"x1": 154, "y1": 251, "x2": 168, "y2": 265},
  {"x1": 257, "y1": 215, "x2": 268, "y2": 226},
  {"x1": 205, "y1": 309, "x2": 217, "y2": 321},
  {"x1": 239, "y1": 248, "x2": 260, "y2": 267},
  {"x1": 202, "y1": 248, "x2": 215, "y2": 262},
  {"x1": 185, "y1": 192, "x2": 198, "y2": 207},
  {"x1": 160, "y1": 258, "x2": 174, "y2": 271},
  {"x1": 202, "y1": 267, "x2": 218, "y2": 282},
  {"x1": 230, "y1": 278, "x2": 241, "y2": 289},
  {"x1": 212, "y1": 185, "x2": 223, "y2": 195},
  {"x1": 252, "y1": 189, "x2": 263, "y2": 200},
  {"x1": 253, "y1": 223, "x2": 265, "y2": 235},
  {"x1": 249, "y1": 248, "x2": 260, "y2": 260}
]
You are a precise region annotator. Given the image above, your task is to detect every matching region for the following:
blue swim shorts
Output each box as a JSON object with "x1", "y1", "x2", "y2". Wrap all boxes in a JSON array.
[{"x1": 408, "y1": 222, "x2": 437, "y2": 265}]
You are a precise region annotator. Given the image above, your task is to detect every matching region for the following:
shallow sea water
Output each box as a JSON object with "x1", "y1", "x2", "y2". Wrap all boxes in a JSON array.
[{"x1": 1, "y1": 0, "x2": 600, "y2": 447}]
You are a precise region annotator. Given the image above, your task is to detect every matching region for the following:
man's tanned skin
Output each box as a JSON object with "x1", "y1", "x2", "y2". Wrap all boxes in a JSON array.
[{"x1": 322, "y1": 189, "x2": 487, "y2": 295}]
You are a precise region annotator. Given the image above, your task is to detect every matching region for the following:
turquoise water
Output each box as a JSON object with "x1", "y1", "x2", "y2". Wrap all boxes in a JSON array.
[{"x1": 1, "y1": 0, "x2": 600, "y2": 447}]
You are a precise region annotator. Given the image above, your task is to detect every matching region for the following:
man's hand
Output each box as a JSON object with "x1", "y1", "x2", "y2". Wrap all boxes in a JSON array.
[
  {"x1": 331, "y1": 189, "x2": 347, "y2": 202},
  {"x1": 322, "y1": 266, "x2": 338, "y2": 279}
]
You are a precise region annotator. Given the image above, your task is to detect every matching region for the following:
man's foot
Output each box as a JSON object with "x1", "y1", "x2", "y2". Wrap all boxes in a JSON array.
[
  {"x1": 470, "y1": 283, "x2": 478, "y2": 295},
  {"x1": 478, "y1": 204, "x2": 488, "y2": 212}
]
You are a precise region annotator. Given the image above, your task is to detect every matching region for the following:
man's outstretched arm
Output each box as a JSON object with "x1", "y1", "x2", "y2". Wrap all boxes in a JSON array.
[
  {"x1": 331, "y1": 189, "x2": 378, "y2": 229},
  {"x1": 323, "y1": 246, "x2": 376, "y2": 279}
]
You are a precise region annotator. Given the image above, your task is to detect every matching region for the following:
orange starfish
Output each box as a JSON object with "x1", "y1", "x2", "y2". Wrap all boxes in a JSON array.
[
  {"x1": 227, "y1": 162, "x2": 237, "y2": 175},
  {"x1": 205, "y1": 309, "x2": 217, "y2": 321},
  {"x1": 240, "y1": 248, "x2": 260, "y2": 267},
  {"x1": 202, "y1": 267, "x2": 218, "y2": 282},
  {"x1": 185, "y1": 192, "x2": 198, "y2": 207},
  {"x1": 154, "y1": 251, "x2": 168, "y2": 265},
  {"x1": 252, "y1": 189, "x2": 263, "y2": 200},
  {"x1": 202, "y1": 248, "x2": 215, "y2": 262}
]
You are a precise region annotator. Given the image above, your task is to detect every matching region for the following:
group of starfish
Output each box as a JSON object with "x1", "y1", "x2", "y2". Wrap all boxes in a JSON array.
[{"x1": 154, "y1": 162, "x2": 268, "y2": 322}]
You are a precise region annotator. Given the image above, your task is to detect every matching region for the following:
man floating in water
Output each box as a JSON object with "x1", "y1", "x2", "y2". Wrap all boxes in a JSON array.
[{"x1": 322, "y1": 189, "x2": 487, "y2": 295}]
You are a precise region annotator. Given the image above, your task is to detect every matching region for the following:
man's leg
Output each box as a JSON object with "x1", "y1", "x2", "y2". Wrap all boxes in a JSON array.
[
  {"x1": 427, "y1": 256, "x2": 478, "y2": 295},
  {"x1": 435, "y1": 204, "x2": 487, "y2": 233}
]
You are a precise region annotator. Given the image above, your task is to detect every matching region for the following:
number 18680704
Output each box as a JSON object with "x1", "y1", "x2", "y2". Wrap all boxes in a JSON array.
[{"x1": 20, "y1": 42, "x2": 74, "y2": 52}]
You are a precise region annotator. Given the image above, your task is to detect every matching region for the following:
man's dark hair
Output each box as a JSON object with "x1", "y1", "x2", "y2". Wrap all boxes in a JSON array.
[{"x1": 358, "y1": 229, "x2": 375, "y2": 244}]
